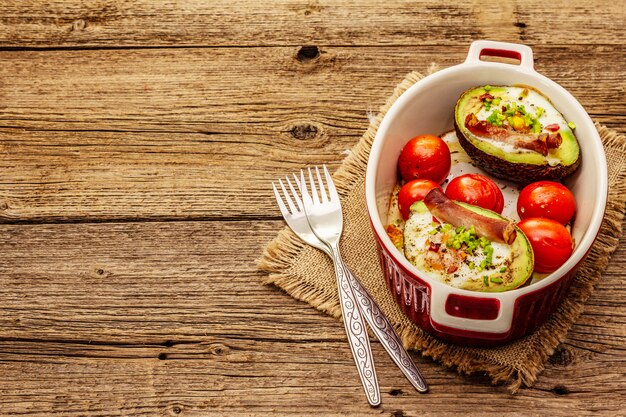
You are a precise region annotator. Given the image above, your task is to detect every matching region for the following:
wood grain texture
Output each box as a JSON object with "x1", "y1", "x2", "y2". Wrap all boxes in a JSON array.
[
  {"x1": 1, "y1": 0, "x2": 625, "y2": 415},
  {"x1": 0, "y1": 0, "x2": 623, "y2": 48},
  {"x1": 0, "y1": 45, "x2": 623, "y2": 222},
  {"x1": 0, "y1": 46, "x2": 623, "y2": 134},
  {"x1": 1, "y1": 220, "x2": 625, "y2": 416}
]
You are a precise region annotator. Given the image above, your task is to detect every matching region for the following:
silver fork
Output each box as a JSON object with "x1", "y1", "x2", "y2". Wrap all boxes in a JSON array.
[
  {"x1": 273, "y1": 167, "x2": 428, "y2": 403},
  {"x1": 273, "y1": 174, "x2": 380, "y2": 406}
]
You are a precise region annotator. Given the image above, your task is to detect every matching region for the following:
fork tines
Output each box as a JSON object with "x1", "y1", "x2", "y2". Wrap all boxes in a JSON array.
[
  {"x1": 299, "y1": 165, "x2": 338, "y2": 205},
  {"x1": 273, "y1": 176, "x2": 304, "y2": 217}
]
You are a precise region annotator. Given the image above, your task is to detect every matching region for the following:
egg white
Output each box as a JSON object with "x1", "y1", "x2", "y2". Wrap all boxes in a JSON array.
[{"x1": 403, "y1": 207, "x2": 512, "y2": 289}]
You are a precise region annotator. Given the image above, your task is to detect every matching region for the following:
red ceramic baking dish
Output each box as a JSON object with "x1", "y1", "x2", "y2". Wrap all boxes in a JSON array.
[{"x1": 365, "y1": 41, "x2": 608, "y2": 347}]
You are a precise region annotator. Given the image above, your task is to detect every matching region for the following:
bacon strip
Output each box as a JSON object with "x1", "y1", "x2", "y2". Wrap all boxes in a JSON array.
[
  {"x1": 479, "y1": 93, "x2": 494, "y2": 102},
  {"x1": 465, "y1": 113, "x2": 560, "y2": 156},
  {"x1": 546, "y1": 132, "x2": 562, "y2": 149},
  {"x1": 423, "y1": 188, "x2": 517, "y2": 245}
]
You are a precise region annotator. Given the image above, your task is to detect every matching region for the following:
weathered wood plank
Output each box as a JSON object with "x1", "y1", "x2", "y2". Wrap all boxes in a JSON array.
[
  {"x1": 0, "y1": 338, "x2": 624, "y2": 416},
  {"x1": 0, "y1": 129, "x2": 351, "y2": 222},
  {"x1": 0, "y1": 46, "x2": 623, "y2": 133},
  {"x1": 0, "y1": 0, "x2": 622, "y2": 48},
  {"x1": 0, "y1": 45, "x2": 623, "y2": 222},
  {"x1": 0, "y1": 220, "x2": 624, "y2": 415},
  {"x1": 0, "y1": 221, "x2": 339, "y2": 342}
]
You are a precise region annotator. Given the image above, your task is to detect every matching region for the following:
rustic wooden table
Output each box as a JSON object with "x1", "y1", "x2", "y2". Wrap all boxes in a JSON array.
[{"x1": 1, "y1": 1, "x2": 624, "y2": 416}]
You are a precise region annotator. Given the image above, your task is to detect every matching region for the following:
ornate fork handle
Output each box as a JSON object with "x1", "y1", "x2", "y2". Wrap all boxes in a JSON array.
[
  {"x1": 343, "y1": 265, "x2": 429, "y2": 393},
  {"x1": 329, "y1": 244, "x2": 381, "y2": 406}
]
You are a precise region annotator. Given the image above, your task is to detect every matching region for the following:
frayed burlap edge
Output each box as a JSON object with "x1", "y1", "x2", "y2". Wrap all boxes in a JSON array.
[{"x1": 257, "y1": 69, "x2": 626, "y2": 392}]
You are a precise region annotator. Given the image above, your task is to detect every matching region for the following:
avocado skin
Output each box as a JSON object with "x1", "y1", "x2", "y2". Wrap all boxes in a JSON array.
[{"x1": 454, "y1": 120, "x2": 582, "y2": 185}]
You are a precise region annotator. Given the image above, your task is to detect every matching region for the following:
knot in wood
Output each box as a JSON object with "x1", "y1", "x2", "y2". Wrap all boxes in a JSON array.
[
  {"x1": 388, "y1": 389, "x2": 403, "y2": 396},
  {"x1": 548, "y1": 346, "x2": 573, "y2": 366},
  {"x1": 172, "y1": 405, "x2": 182, "y2": 414},
  {"x1": 0, "y1": 202, "x2": 8, "y2": 210},
  {"x1": 290, "y1": 123, "x2": 319, "y2": 140},
  {"x1": 210, "y1": 343, "x2": 229, "y2": 356},
  {"x1": 551, "y1": 385, "x2": 570, "y2": 395},
  {"x1": 296, "y1": 46, "x2": 320, "y2": 62},
  {"x1": 303, "y1": 2, "x2": 322, "y2": 15},
  {"x1": 72, "y1": 19, "x2": 86, "y2": 31}
]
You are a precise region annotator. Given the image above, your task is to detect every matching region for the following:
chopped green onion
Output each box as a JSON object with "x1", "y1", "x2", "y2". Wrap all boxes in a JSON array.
[
  {"x1": 483, "y1": 275, "x2": 489, "y2": 286},
  {"x1": 536, "y1": 107, "x2": 544, "y2": 118},
  {"x1": 487, "y1": 109, "x2": 506, "y2": 127},
  {"x1": 499, "y1": 267, "x2": 507, "y2": 273},
  {"x1": 490, "y1": 277, "x2": 503, "y2": 284},
  {"x1": 484, "y1": 85, "x2": 492, "y2": 92},
  {"x1": 532, "y1": 121, "x2": 542, "y2": 133},
  {"x1": 467, "y1": 242, "x2": 477, "y2": 254},
  {"x1": 504, "y1": 103, "x2": 518, "y2": 116},
  {"x1": 523, "y1": 113, "x2": 533, "y2": 126},
  {"x1": 507, "y1": 116, "x2": 515, "y2": 127},
  {"x1": 469, "y1": 262, "x2": 475, "y2": 270},
  {"x1": 568, "y1": 121, "x2": 576, "y2": 130}
]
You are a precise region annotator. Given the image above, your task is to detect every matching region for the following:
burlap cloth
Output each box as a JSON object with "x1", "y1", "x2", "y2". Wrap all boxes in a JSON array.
[{"x1": 257, "y1": 70, "x2": 626, "y2": 392}]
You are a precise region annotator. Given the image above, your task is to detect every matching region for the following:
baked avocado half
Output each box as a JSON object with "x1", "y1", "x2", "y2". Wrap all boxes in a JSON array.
[
  {"x1": 403, "y1": 201, "x2": 534, "y2": 292},
  {"x1": 454, "y1": 85, "x2": 581, "y2": 184}
]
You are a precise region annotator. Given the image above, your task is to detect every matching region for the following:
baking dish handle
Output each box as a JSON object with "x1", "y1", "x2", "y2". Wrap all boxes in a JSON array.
[
  {"x1": 465, "y1": 40, "x2": 534, "y2": 72},
  {"x1": 429, "y1": 285, "x2": 515, "y2": 334}
]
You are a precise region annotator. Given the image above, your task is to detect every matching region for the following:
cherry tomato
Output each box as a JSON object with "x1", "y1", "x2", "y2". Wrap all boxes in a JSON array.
[
  {"x1": 518, "y1": 218, "x2": 573, "y2": 273},
  {"x1": 517, "y1": 181, "x2": 576, "y2": 225},
  {"x1": 444, "y1": 173, "x2": 504, "y2": 214},
  {"x1": 398, "y1": 134, "x2": 451, "y2": 184},
  {"x1": 397, "y1": 179, "x2": 442, "y2": 220}
]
